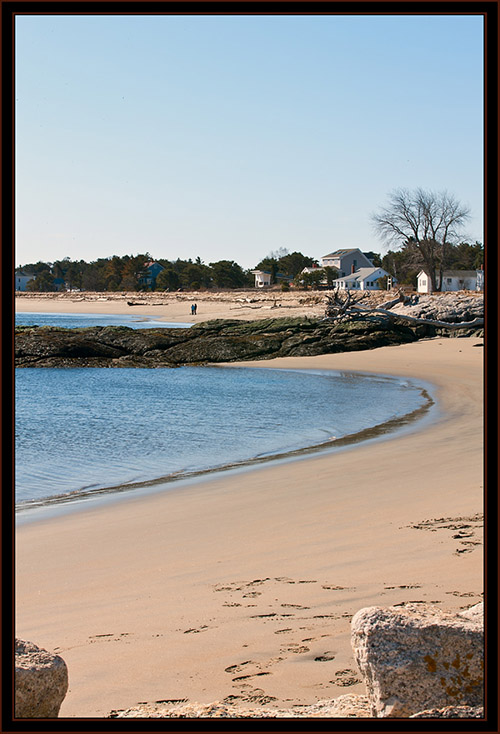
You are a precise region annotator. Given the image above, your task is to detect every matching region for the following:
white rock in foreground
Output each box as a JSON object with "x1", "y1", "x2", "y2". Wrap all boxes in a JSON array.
[
  {"x1": 351, "y1": 603, "x2": 483, "y2": 718},
  {"x1": 15, "y1": 639, "x2": 68, "y2": 718},
  {"x1": 110, "y1": 695, "x2": 373, "y2": 718},
  {"x1": 410, "y1": 705, "x2": 484, "y2": 718}
]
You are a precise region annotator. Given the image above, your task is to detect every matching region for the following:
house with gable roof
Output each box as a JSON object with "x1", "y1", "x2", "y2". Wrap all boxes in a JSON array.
[
  {"x1": 332, "y1": 266, "x2": 395, "y2": 291},
  {"x1": 138, "y1": 261, "x2": 165, "y2": 289},
  {"x1": 15, "y1": 270, "x2": 35, "y2": 291},
  {"x1": 321, "y1": 248, "x2": 374, "y2": 277},
  {"x1": 417, "y1": 269, "x2": 483, "y2": 294}
]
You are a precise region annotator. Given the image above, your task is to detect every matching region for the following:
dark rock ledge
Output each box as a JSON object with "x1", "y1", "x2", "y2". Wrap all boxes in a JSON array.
[{"x1": 15, "y1": 316, "x2": 481, "y2": 369}]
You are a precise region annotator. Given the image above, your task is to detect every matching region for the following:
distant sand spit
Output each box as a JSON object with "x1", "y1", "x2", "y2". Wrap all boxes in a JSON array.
[{"x1": 15, "y1": 290, "x2": 328, "y2": 322}]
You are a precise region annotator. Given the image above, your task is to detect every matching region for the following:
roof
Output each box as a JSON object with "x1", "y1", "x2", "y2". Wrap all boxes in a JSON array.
[
  {"x1": 418, "y1": 269, "x2": 479, "y2": 278},
  {"x1": 334, "y1": 267, "x2": 386, "y2": 283},
  {"x1": 15, "y1": 270, "x2": 35, "y2": 277},
  {"x1": 442, "y1": 270, "x2": 479, "y2": 278},
  {"x1": 251, "y1": 270, "x2": 292, "y2": 280},
  {"x1": 322, "y1": 248, "x2": 360, "y2": 259}
]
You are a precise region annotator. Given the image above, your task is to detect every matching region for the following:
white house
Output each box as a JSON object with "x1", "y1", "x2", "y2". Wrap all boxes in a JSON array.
[
  {"x1": 332, "y1": 267, "x2": 394, "y2": 291},
  {"x1": 251, "y1": 269, "x2": 272, "y2": 287},
  {"x1": 14, "y1": 270, "x2": 35, "y2": 291},
  {"x1": 320, "y1": 248, "x2": 374, "y2": 276},
  {"x1": 417, "y1": 270, "x2": 481, "y2": 294},
  {"x1": 251, "y1": 270, "x2": 292, "y2": 288}
]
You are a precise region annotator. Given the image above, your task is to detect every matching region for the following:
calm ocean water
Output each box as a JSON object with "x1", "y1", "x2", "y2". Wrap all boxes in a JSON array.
[
  {"x1": 15, "y1": 312, "x2": 193, "y2": 329},
  {"x1": 15, "y1": 365, "x2": 430, "y2": 511},
  {"x1": 15, "y1": 311, "x2": 431, "y2": 512}
]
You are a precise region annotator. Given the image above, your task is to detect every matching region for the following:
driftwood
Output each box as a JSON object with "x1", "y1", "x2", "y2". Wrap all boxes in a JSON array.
[
  {"x1": 324, "y1": 290, "x2": 371, "y2": 322},
  {"x1": 324, "y1": 290, "x2": 484, "y2": 331}
]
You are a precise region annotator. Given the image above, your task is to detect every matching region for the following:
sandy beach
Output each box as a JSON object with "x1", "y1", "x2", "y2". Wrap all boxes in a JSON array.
[
  {"x1": 15, "y1": 295, "x2": 484, "y2": 718},
  {"x1": 15, "y1": 290, "x2": 327, "y2": 323}
]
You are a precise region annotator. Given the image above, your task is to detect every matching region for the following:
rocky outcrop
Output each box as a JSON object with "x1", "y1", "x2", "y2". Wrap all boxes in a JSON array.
[
  {"x1": 15, "y1": 313, "x2": 478, "y2": 368},
  {"x1": 15, "y1": 639, "x2": 68, "y2": 718},
  {"x1": 410, "y1": 705, "x2": 484, "y2": 718},
  {"x1": 351, "y1": 602, "x2": 484, "y2": 717},
  {"x1": 109, "y1": 695, "x2": 373, "y2": 718},
  {"x1": 109, "y1": 697, "x2": 484, "y2": 719},
  {"x1": 391, "y1": 292, "x2": 484, "y2": 324}
]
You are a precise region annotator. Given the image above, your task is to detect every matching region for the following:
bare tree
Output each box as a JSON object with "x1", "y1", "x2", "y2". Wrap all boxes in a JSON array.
[{"x1": 372, "y1": 188, "x2": 470, "y2": 292}]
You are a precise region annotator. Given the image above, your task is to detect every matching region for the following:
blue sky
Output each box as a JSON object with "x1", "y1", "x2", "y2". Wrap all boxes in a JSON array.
[{"x1": 15, "y1": 13, "x2": 484, "y2": 270}]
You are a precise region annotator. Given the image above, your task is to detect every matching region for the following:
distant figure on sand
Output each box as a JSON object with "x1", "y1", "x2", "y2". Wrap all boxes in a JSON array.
[{"x1": 191, "y1": 303, "x2": 197, "y2": 316}]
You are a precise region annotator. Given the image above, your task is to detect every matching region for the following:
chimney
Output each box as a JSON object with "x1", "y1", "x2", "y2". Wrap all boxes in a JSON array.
[{"x1": 351, "y1": 264, "x2": 355, "y2": 274}]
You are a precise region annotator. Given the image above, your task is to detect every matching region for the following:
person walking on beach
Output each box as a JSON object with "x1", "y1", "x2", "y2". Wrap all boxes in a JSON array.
[{"x1": 191, "y1": 303, "x2": 197, "y2": 316}]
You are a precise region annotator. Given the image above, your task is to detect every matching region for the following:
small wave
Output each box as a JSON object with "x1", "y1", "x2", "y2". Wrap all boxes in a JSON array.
[{"x1": 15, "y1": 388, "x2": 433, "y2": 514}]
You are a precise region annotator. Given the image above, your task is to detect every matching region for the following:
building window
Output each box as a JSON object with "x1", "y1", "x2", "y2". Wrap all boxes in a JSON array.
[{"x1": 446, "y1": 278, "x2": 452, "y2": 284}]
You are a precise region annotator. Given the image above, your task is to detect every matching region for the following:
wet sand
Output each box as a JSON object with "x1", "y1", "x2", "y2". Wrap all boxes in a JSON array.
[{"x1": 15, "y1": 296, "x2": 483, "y2": 718}]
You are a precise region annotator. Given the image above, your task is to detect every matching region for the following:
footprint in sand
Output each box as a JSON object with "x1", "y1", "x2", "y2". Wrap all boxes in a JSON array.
[
  {"x1": 183, "y1": 625, "x2": 210, "y2": 634},
  {"x1": 330, "y1": 668, "x2": 361, "y2": 686},
  {"x1": 282, "y1": 644, "x2": 310, "y2": 654},
  {"x1": 232, "y1": 686, "x2": 277, "y2": 705},
  {"x1": 314, "y1": 652, "x2": 336, "y2": 662},
  {"x1": 247, "y1": 578, "x2": 271, "y2": 587},
  {"x1": 250, "y1": 612, "x2": 294, "y2": 619},
  {"x1": 445, "y1": 591, "x2": 476, "y2": 597},
  {"x1": 88, "y1": 633, "x2": 131, "y2": 643},
  {"x1": 407, "y1": 515, "x2": 483, "y2": 557},
  {"x1": 224, "y1": 660, "x2": 254, "y2": 674},
  {"x1": 232, "y1": 672, "x2": 271, "y2": 682}
]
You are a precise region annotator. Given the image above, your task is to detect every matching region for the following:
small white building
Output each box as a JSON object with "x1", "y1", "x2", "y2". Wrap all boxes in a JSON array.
[
  {"x1": 417, "y1": 270, "x2": 481, "y2": 294},
  {"x1": 320, "y1": 248, "x2": 374, "y2": 276},
  {"x1": 332, "y1": 267, "x2": 394, "y2": 291},
  {"x1": 251, "y1": 270, "x2": 292, "y2": 288},
  {"x1": 14, "y1": 270, "x2": 35, "y2": 291},
  {"x1": 251, "y1": 269, "x2": 272, "y2": 287}
]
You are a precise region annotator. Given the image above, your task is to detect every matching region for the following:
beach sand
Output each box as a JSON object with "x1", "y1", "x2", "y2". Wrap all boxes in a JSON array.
[
  {"x1": 15, "y1": 290, "x2": 327, "y2": 323},
  {"x1": 15, "y1": 296, "x2": 484, "y2": 718}
]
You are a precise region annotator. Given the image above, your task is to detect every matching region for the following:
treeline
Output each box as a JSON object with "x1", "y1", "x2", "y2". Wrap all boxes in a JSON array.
[
  {"x1": 17, "y1": 241, "x2": 483, "y2": 292},
  {"x1": 18, "y1": 254, "x2": 249, "y2": 292},
  {"x1": 17, "y1": 249, "x2": 320, "y2": 292}
]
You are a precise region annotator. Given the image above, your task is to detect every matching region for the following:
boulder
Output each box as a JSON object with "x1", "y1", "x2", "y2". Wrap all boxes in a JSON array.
[
  {"x1": 15, "y1": 639, "x2": 68, "y2": 718},
  {"x1": 351, "y1": 603, "x2": 483, "y2": 717}
]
